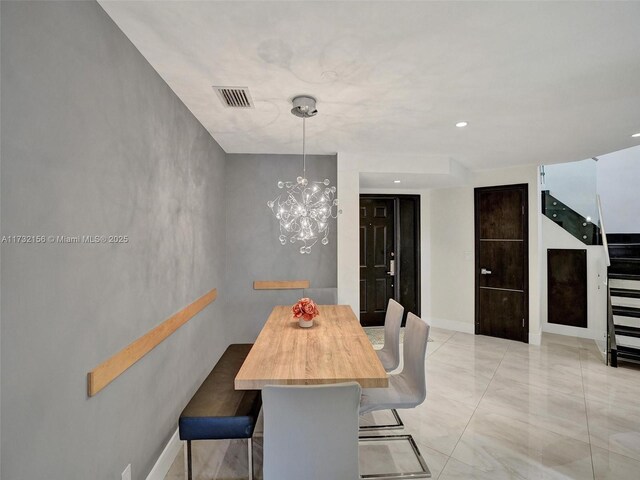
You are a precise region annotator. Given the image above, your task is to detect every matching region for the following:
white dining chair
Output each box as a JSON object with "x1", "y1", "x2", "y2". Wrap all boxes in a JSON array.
[
  {"x1": 262, "y1": 382, "x2": 361, "y2": 480},
  {"x1": 361, "y1": 298, "x2": 405, "y2": 432},
  {"x1": 359, "y1": 313, "x2": 431, "y2": 479},
  {"x1": 376, "y1": 298, "x2": 404, "y2": 372}
]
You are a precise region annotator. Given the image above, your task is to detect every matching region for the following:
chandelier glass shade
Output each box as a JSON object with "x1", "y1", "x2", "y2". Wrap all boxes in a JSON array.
[
  {"x1": 267, "y1": 96, "x2": 339, "y2": 254},
  {"x1": 267, "y1": 176, "x2": 338, "y2": 254}
]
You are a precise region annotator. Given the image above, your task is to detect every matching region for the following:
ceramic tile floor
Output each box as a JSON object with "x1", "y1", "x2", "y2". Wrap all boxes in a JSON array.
[{"x1": 164, "y1": 329, "x2": 640, "y2": 479}]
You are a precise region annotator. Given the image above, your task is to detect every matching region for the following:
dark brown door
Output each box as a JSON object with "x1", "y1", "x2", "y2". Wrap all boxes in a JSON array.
[
  {"x1": 360, "y1": 198, "x2": 395, "y2": 326},
  {"x1": 475, "y1": 184, "x2": 528, "y2": 342}
]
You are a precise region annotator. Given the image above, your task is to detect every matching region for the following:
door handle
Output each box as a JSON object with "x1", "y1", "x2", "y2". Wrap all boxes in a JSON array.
[
  {"x1": 387, "y1": 259, "x2": 395, "y2": 276},
  {"x1": 481, "y1": 268, "x2": 492, "y2": 275}
]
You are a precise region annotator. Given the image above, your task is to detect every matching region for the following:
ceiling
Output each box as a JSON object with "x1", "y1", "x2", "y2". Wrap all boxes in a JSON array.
[{"x1": 99, "y1": 1, "x2": 640, "y2": 171}]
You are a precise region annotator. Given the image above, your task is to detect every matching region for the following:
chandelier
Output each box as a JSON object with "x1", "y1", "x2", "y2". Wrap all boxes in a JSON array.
[{"x1": 267, "y1": 96, "x2": 339, "y2": 254}]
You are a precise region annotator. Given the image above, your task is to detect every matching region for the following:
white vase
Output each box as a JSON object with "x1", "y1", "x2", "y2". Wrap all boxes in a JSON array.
[{"x1": 298, "y1": 318, "x2": 314, "y2": 328}]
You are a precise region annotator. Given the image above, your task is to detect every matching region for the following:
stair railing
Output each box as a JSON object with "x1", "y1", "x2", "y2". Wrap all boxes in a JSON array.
[
  {"x1": 541, "y1": 191, "x2": 600, "y2": 244},
  {"x1": 607, "y1": 284, "x2": 617, "y2": 367},
  {"x1": 597, "y1": 194, "x2": 610, "y2": 268},
  {"x1": 598, "y1": 194, "x2": 616, "y2": 366}
]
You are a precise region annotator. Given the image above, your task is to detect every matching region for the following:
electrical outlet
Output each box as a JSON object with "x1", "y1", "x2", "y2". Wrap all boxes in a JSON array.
[{"x1": 122, "y1": 464, "x2": 131, "y2": 480}]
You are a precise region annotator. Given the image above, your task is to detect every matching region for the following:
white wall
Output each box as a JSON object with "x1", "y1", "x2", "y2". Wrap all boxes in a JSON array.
[
  {"x1": 540, "y1": 217, "x2": 607, "y2": 341},
  {"x1": 337, "y1": 155, "x2": 361, "y2": 310},
  {"x1": 429, "y1": 186, "x2": 475, "y2": 333},
  {"x1": 597, "y1": 145, "x2": 640, "y2": 233}
]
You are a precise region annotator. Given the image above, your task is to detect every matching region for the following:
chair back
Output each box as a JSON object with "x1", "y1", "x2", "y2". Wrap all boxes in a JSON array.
[
  {"x1": 302, "y1": 287, "x2": 338, "y2": 305},
  {"x1": 382, "y1": 299, "x2": 404, "y2": 370},
  {"x1": 262, "y1": 382, "x2": 361, "y2": 480},
  {"x1": 401, "y1": 313, "x2": 430, "y2": 406}
]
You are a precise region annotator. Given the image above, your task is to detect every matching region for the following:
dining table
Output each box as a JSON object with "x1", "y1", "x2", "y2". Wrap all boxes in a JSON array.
[{"x1": 234, "y1": 304, "x2": 389, "y2": 390}]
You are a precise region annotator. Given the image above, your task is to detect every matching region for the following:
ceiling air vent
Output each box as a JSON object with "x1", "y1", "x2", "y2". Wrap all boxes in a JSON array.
[{"x1": 213, "y1": 86, "x2": 254, "y2": 108}]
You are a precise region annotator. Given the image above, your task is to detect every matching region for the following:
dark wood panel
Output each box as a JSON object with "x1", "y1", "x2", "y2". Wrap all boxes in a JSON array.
[
  {"x1": 360, "y1": 279, "x2": 367, "y2": 314},
  {"x1": 373, "y1": 225, "x2": 387, "y2": 267},
  {"x1": 548, "y1": 249, "x2": 587, "y2": 328},
  {"x1": 375, "y1": 278, "x2": 388, "y2": 311},
  {"x1": 479, "y1": 189, "x2": 524, "y2": 239},
  {"x1": 360, "y1": 226, "x2": 367, "y2": 267},
  {"x1": 374, "y1": 206, "x2": 388, "y2": 218},
  {"x1": 398, "y1": 197, "x2": 421, "y2": 323},
  {"x1": 478, "y1": 288, "x2": 525, "y2": 341},
  {"x1": 478, "y1": 241, "x2": 525, "y2": 290}
]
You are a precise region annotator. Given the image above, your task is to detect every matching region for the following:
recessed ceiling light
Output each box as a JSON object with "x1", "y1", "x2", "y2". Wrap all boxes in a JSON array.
[
  {"x1": 456, "y1": 121, "x2": 468, "y2": 128},
  {"x1": 393, "y1": 180, "x2": 401, "y2": 184},
  {"x1": 632, "y1": 132, "x2": 640, "y2": 138}
]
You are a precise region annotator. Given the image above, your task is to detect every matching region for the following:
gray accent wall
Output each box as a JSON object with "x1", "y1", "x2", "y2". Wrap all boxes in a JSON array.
[
  {"x1": 1, "y1": 2, "x2": 230, "y2": 479},
  {"x1": 225, "y1": 154, "x2": 337, "y2": 341}
]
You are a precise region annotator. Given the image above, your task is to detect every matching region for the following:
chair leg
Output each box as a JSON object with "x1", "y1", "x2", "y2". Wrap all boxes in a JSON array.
[
  {"x1": 247, "y1": 437, "x2": 254, "y2": 480},
  {"x1": 359, "y1": 434, "x2": 431, "y2": 479},
  {"x1": 359, "y1": 409, "x2": 404, "y2": 432}
]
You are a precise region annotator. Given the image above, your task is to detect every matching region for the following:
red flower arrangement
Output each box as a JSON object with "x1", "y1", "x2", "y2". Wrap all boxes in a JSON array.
[{"x1": 292, "y1": 297, "x2": 320, "y2": 322}]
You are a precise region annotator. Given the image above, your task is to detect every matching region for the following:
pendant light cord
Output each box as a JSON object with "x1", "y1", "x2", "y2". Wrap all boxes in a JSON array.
[{"x1": 302, "y1": 116, "x2": 306, "y2": 180}]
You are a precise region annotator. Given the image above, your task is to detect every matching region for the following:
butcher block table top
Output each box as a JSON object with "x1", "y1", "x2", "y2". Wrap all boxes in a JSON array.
[{"x1": 235, "y1": 305, "x2": 389, "y2": 390}]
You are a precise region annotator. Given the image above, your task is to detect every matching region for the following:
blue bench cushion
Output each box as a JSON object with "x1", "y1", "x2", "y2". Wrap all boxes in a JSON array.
[{"x1": 179, "y1": 344, "x2": 261, "y2": 441}]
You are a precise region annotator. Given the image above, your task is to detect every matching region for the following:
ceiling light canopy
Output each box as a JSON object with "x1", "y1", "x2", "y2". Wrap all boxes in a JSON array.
[
  {"x1": 267, "y1": 96, "x2": 339, "y2": 254},
  {"x1": 291, "y1": 95, "x2": 318, "y2": 118}
]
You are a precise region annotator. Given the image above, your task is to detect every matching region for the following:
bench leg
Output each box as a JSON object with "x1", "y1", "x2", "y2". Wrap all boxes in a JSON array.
[
  {"x1": 182, "y1": 438, "x2": 252, "y2": 480},
  {"x1": 182, "y1": 441, "x2": 187, "y2": 480},
  {"x1": 247, "y1": 437, "x2": 253, "y2": 480},
  {"x1": 184, "y1": 440, "x2": 192, "y2": 480}
]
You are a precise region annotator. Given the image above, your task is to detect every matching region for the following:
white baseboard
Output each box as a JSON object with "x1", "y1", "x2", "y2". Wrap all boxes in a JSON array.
[
  {"x1": 146, "y1": 427, "x2": 182, "y2": 480},
  {"x1": 595, "y1": 340, "x2": 607, "y2": 361},
  {"x1": 529, "y1": 330, "x2": 542, "y2": 346},
  {"x1": 427, "y1": 317, "x2": 474, "y2": 334},
  {"x1": 542, "y1": 323, "x2": 606, "y2": 341},
  {"x1": 429, "y1": 317, "x2": 545, "y2": 346}
]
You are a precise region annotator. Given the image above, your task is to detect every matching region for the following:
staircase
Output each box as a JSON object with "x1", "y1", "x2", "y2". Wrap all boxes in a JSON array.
[{"x1": 608, "y1": 234, "x2": 640, "y2": 367}]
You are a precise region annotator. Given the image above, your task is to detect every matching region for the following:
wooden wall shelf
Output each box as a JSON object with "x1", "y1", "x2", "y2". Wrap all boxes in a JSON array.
[
  {"x1": 253, "y1": 280, "x2": 310, "y2": 290},
  {"x1": 87, "y1": 288, "x2": 218, "y2": 397}
]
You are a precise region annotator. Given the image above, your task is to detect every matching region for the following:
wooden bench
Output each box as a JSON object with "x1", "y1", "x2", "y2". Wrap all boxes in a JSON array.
[{"x1": 179, "y1": 344, "x2": 261, "y2": 480}]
